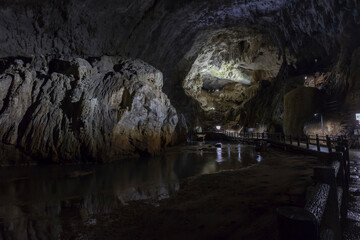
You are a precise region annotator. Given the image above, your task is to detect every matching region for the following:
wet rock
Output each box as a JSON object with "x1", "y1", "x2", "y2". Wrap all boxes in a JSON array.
[{"x1": 0, "y1": 56, "x2": 178, "y2": 163}]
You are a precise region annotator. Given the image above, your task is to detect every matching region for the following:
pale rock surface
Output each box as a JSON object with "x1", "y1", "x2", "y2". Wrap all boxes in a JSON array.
[
  {"x1": 0, "y1": 0, "x2": 356, "y2": 130},
  {"x1": 0, "y1": 56, "x2": 178, "y2": 163},
  {"x1": 181, "y1": 28, "x2": 294, "y2": 128}
]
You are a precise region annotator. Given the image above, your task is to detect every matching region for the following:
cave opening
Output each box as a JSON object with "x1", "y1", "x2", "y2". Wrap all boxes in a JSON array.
[{"x1": 0, "y1": 0, "x2": 359, "y2": 239}]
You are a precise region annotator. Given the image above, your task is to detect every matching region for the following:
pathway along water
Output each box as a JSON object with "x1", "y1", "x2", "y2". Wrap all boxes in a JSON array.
[{"x1": 0, "y1": 142, "x2": 263, "y2": 239}]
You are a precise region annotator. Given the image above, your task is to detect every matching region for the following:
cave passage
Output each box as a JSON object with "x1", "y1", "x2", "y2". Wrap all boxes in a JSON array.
[{"x1": 0, "y1": 0, "x2": 360, "y2": 239}]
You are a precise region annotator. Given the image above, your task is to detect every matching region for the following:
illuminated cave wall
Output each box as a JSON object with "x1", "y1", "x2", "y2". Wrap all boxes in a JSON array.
[{"x1": 0, "y1": 0, "x2": 359, "y2": 161}]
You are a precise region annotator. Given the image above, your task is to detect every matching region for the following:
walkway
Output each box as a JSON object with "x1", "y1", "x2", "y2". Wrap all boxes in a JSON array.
[
  {"x1": 222, "y1": 131, "x2": 339, "y2": 155},
  {"x1": 344, "y1": 150, "x2": 360, "y2": 240},
  {"x1": 223, "y1": 131, "x2": 357, "y2": 239},
  {"x1": 273, "y1": 139, "x2": 330, "y2": 153}
]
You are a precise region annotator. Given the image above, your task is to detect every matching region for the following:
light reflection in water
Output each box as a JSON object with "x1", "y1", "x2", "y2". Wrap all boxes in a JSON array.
[
  {"x1": 216, "y1": 147, "x2": 223, "y2": 162},
  {"x1": 0, "y1": 142, "x2": 264, "y2": 239}
]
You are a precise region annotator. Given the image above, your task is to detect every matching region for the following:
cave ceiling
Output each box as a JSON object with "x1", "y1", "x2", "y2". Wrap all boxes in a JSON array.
[{"x1": 0, "y1": 0, "x2": 352, "y2": 71}]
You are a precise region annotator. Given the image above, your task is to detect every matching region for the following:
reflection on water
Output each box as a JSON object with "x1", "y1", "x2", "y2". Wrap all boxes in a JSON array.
[
  {"x1": 0, "y1": 142, "x2": 263, "y2": 239},
  {"x1": 216, "y1": 147, "x2": 222, "y2": 162}
]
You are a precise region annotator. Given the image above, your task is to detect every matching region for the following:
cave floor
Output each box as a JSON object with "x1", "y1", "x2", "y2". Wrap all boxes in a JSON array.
[{"x1": 75, "y1": 150, "x2": 320, "y2": 240}]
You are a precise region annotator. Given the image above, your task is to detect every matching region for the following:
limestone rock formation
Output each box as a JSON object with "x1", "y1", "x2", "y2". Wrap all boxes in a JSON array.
[
  {"x1": 0, "y1": 56, "x2": 178, "y2": 164},
  {"x1": 283, "y1": 87, "x2": 322, "y2": 136},
  {"x1": 0, "y1": 0, "x2": 358, "y2": 138},
  {"x1": 182, "y1": 28, "x2": 294, "y2": 127}
]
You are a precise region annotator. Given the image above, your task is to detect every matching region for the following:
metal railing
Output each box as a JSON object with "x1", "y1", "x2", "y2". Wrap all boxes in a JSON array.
[
  {"x1": 276, "y1": 144, "x2": 350, "y2": 240},
  {"x1": 220, "y1": 131, "x2": 349, "y2": 239},
  {"x1": 222, "y1": 131, "x2": 347, "y2": 154}
]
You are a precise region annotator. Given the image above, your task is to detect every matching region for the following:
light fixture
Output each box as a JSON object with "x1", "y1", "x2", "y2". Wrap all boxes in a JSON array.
[
  {"x1": 216, "y1": 126, "x2": 221, "y2": 130},
  {"x1": 305, "y1": 76, "x2": 308, "y2": 80}
]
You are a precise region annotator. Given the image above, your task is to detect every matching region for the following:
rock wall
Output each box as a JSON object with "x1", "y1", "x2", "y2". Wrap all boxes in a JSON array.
[
  {"x1": 283, "y1": 87, "x2": 322, "y2": 136},
  {"x1": 181, "y1": 28, "x2": 295, "y2": 128},
  {"x1": 0, "y1": 0, "x2": 352, "y2": 98},
  {"x1": 0, "y1": 0, "x2": 350, "y2": 60},
  {"x1": 0, "y1": 56, "x2": 178, "y2": 164},
  {"x1": 0, "y1": 0, "x2": 358, "y2": 138}
]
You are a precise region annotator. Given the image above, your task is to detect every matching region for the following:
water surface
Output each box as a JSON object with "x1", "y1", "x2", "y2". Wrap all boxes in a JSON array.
[{"x1": 0, "y1": 142, "x2": 263, "y2": 239}]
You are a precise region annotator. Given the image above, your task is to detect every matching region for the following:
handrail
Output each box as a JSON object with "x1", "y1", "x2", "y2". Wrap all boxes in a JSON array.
[
  {"x1": 276, "y1": 148, "x2": 350, "y2": 240},
  {"x1": 217, "y1": 130, "x2": 350, "y2": 239},
  {"x1": 221, "y1": 131, "x2": 347, "y2": 154}
]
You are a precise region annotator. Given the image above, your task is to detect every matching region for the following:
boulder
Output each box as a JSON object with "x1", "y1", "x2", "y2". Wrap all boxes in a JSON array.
[{"x1": 0, "y1": 56, "x2": 178, "y2": 164}]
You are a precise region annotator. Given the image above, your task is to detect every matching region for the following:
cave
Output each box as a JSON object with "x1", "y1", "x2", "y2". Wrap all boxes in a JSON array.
[{"x1": 0, "y1": 0, "x2": 360, "y2": 239}]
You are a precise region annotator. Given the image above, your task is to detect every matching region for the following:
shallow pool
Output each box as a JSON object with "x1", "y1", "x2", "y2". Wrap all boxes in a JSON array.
[{"x1": 0, "y1": 142, "x2": 263, "y2": 239}]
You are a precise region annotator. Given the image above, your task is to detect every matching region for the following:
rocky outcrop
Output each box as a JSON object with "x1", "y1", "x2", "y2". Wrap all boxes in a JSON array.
[
  {"x1": 0, "y1": 56, "x2": 178, "y2": 164},
  {"x1": 0, "y1": 0, "x2": 358, "y2": 137},
  {"x1": 181, "y1": 28, "x2": 295, "y2": 127},
  {"x1": 283, "y1": 87, "x2": 322, "y2": 136}
]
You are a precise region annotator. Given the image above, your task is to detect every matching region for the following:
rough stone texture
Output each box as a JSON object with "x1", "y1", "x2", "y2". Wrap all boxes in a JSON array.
[
  {"x1": 180, "y1": 28, "x2": 297, "y2": 129},
  {"x1": 0, "y1": 0, "x2": 355, "y2": 110},
  {"x1": 283, "y1": 87, "x2": 322, "y2": 136},
  {"x1": 182, "y1": 28, "x2": 292, "y2": 115},
  {"x1": 0, "y1": 0, "x2": 350, "y2": 61},
  {"x1": 0, "y1": 56, "x2": 178, "y2": 164},
  {"x1": 0, "y1": 0, "x2": 358, "y2": 136}
]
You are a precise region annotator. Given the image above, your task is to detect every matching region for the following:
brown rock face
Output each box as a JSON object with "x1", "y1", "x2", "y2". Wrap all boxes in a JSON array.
[
  {"x1": 0, "y1": 56, "x2": 178, "y2": 164},
  {"x1": 283, "y1": 87, "x2": 322, "y2": 136}
]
